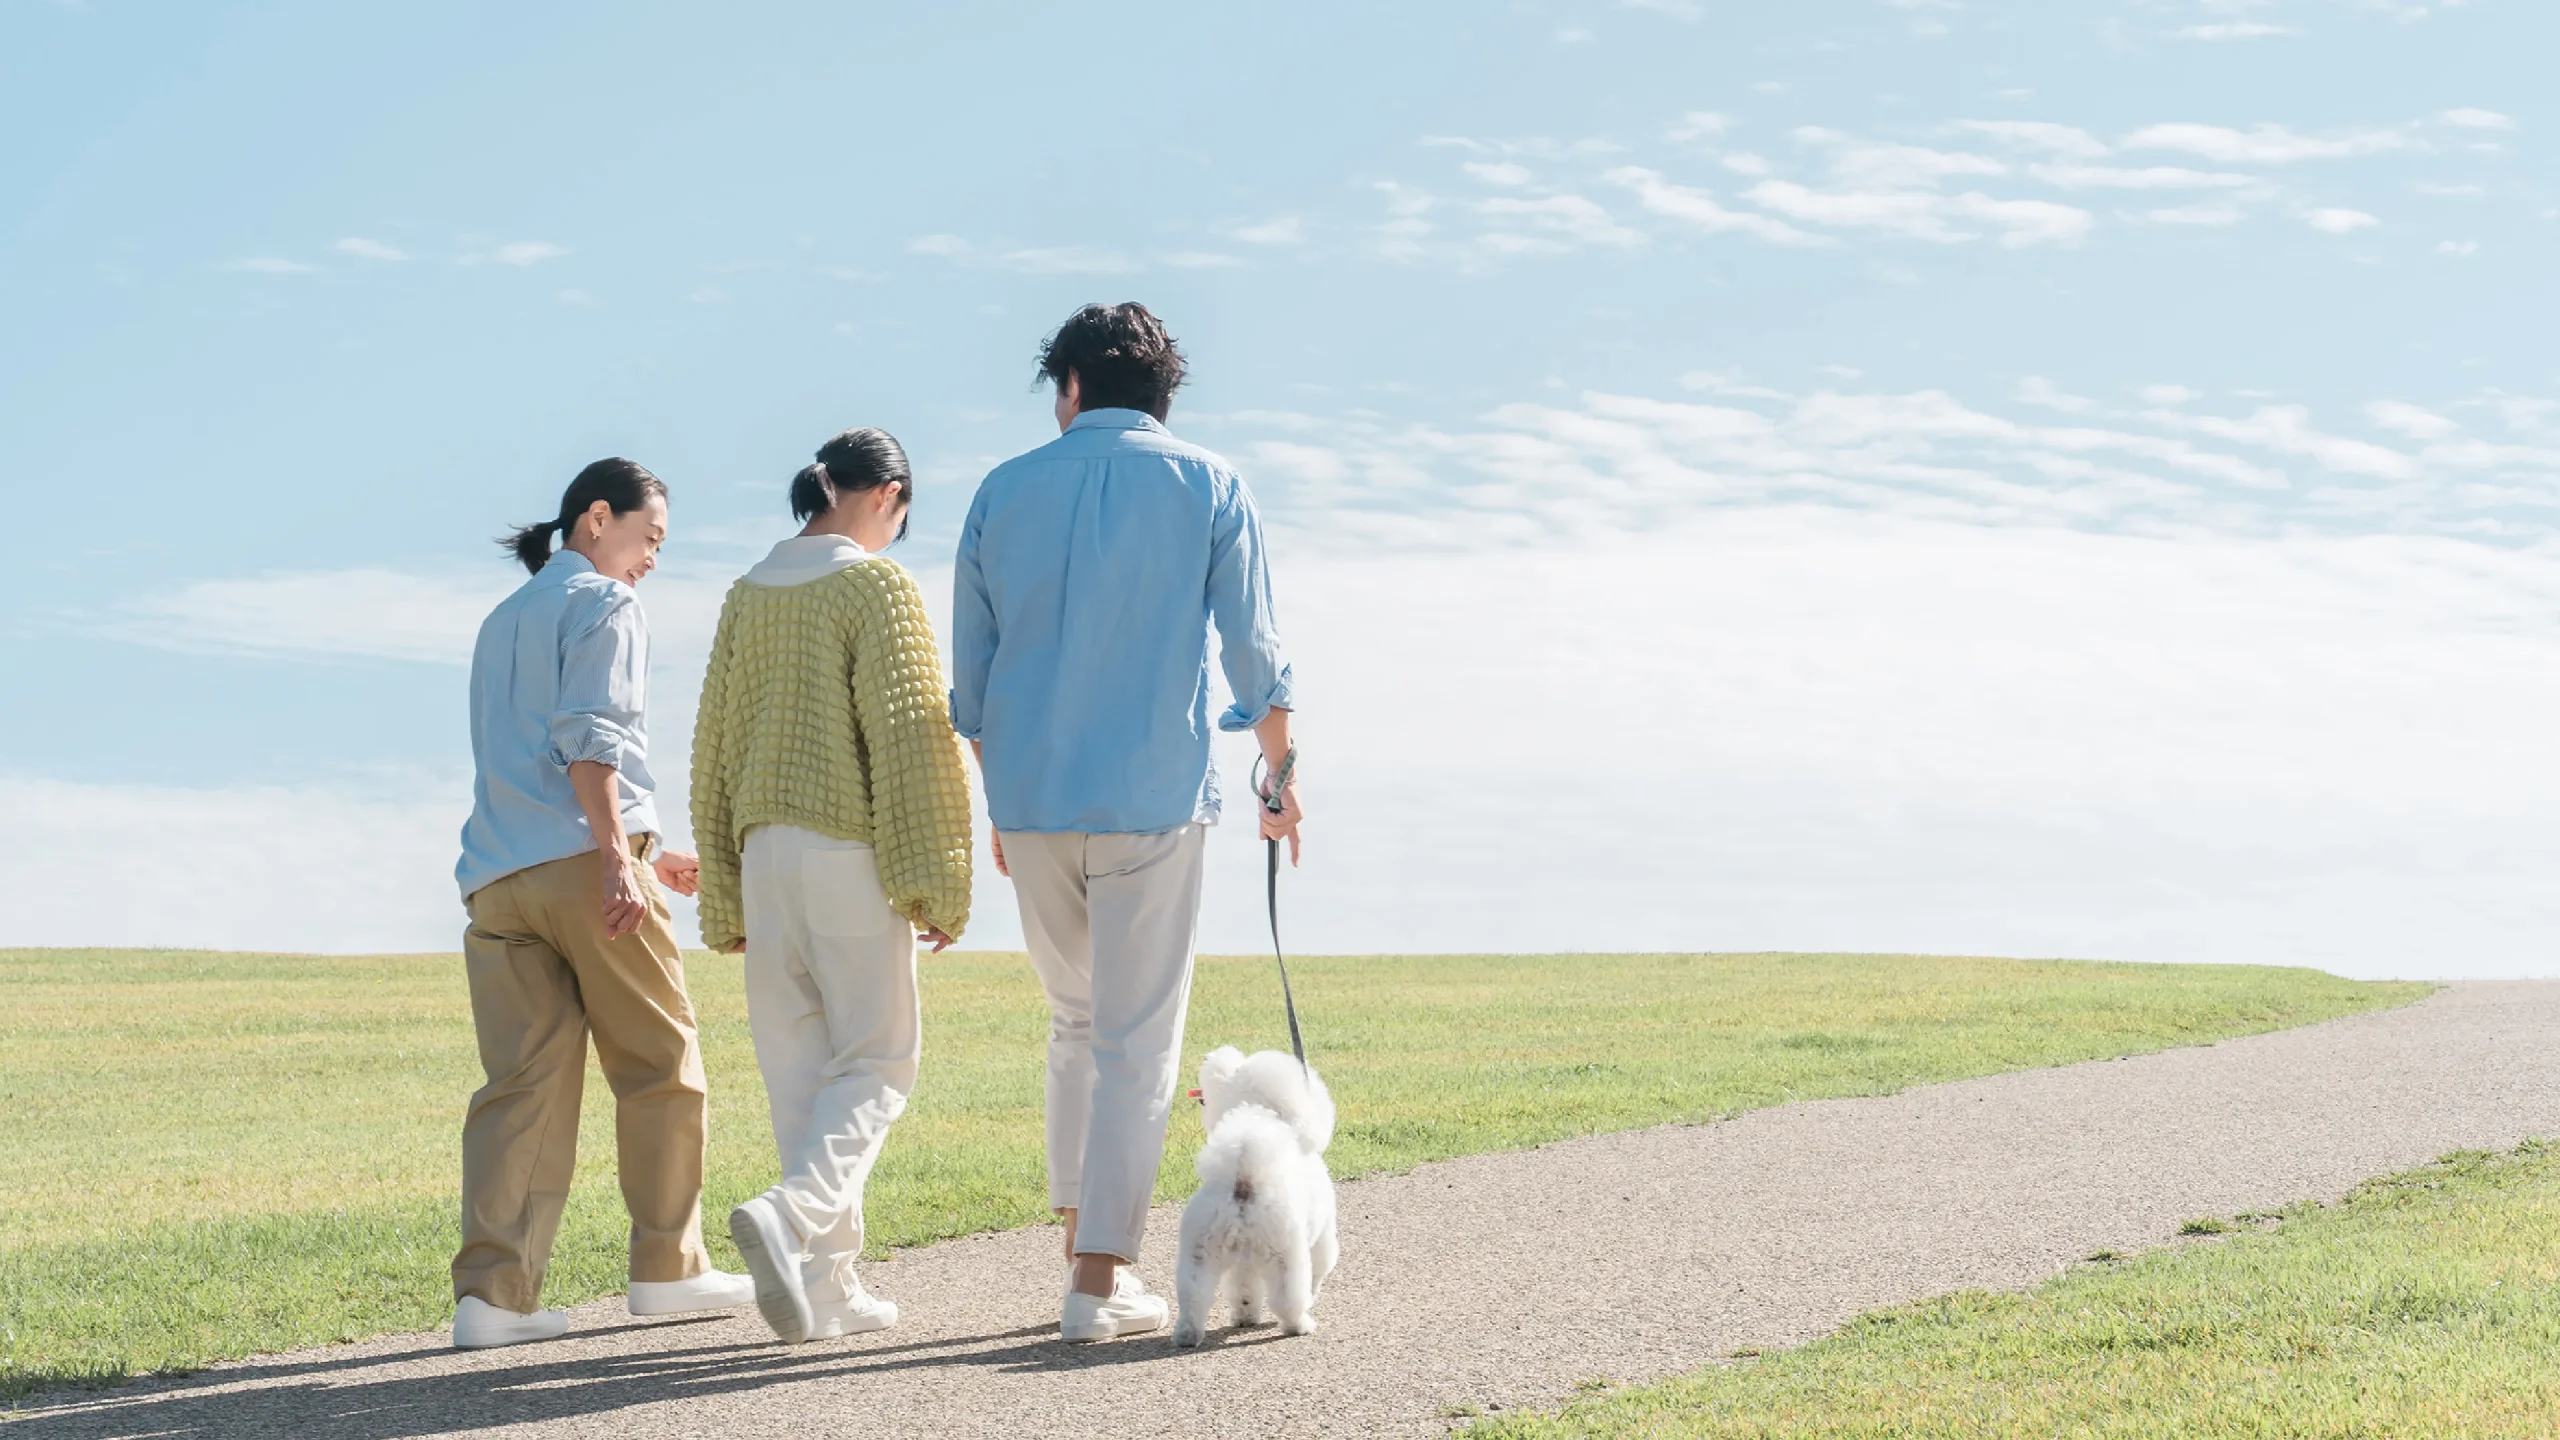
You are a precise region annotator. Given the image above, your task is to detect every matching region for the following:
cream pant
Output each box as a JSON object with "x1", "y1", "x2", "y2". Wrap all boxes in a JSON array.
[
  {"x1": 1003, "y1": 824, "x2": 1207, "y2": 1265},
  {"x1": 740, "y1": 824, "x2": 921, "y2": 1302}
]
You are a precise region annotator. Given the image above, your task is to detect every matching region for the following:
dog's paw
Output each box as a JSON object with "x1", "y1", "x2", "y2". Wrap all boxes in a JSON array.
[
  {"x1": 1232, "y1": 1296, "x2": 1266, "y2": 1327},
  {"x1": 1278, "y1": 1312, "x2": 1318, "y2": 1337},
  {"x1": 1172, "y1": 1318, "x2": 1208, "y2": 1348}
]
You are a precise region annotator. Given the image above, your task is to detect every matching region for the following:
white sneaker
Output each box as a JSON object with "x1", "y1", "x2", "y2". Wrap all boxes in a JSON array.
[
  {"x1": 729, "y1": 1197, "x2": 813, "y2": 1343},
  {"x1": 808, "y1": 1280, "x2": 899, "y2": 1339},
  {"x1": 451, "y1": 1295, "x2": 569, "y2": 1349},
  {"x1": 1061, "y1": 1269, "x2": 1168, "y2": 1342},
  {"x1": 627, "y1": 1268, "x2": 756, "y2": 1317}
]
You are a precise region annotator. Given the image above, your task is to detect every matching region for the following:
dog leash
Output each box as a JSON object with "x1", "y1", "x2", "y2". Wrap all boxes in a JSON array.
[{"x1": 1253, "y1": 745, "x2": 1308, "y2": 1073}]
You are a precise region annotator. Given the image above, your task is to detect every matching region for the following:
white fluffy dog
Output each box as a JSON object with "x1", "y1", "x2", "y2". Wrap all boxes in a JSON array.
[{"x1": 1172, "y1": 1046, "x2": 1339, "y2": 1346}]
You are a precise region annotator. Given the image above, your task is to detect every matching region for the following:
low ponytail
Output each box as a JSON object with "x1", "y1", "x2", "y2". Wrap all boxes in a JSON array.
[
  {"x1": 502, "y1": 518, "x2": 565, "y2": 573},
  {"x1": 497, "y1": 457, "x2": 668, "y2": 575},
  {"x1": 790, "y1": 462, "x2": 838, "y2": 523}
]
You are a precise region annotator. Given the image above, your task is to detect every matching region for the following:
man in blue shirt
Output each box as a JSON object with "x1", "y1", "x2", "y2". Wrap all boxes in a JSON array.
[{"x1": 951, "y1": 303, "x2": 1304, "y2": 1342}]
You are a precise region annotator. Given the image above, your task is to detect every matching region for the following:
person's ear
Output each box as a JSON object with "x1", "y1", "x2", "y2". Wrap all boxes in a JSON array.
[{"x1": 585, "y1": 498, "x2": 614, "y2": 539}]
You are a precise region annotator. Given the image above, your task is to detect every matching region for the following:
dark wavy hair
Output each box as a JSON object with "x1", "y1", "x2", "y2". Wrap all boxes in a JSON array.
[
  {"x1": 499, "y1": 458, "x2": 667, "y2": 574},
  {"x1": 791, "y1": 427, "x2": 913, "y2": 544},
  {"x1": 1036, "y1": 302, "x2": 1188, "y2": 419}
]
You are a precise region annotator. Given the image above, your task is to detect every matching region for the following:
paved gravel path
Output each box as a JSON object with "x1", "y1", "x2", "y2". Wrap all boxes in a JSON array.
[{"x1": 18, "y1": 981, "x2": 2560, "y2": 1440}]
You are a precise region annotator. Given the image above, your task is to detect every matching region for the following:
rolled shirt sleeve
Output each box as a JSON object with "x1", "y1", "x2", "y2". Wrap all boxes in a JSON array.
[
  {"x1": 1207, "y1": 473, "x2": 1295, "y2": 732},
  {"x1": 547, "y1": 591, "x2": 650, "y2": 771}
]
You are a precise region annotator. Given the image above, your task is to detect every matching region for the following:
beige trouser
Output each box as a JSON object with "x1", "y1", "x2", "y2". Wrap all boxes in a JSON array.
[
  {"x1": 1003, "y1": 824, "x2": 1207, "y2": 1265},
  {"x1": 740, "y1": 824, "x2": 921, "y2": 1303},
  {"x1": 454, "y1": 840, "x2": 712, "y2": 1313}
]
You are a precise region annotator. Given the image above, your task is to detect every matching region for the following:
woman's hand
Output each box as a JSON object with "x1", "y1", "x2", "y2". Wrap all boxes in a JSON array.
[
  {"x1": 919, "y1": 924, "x2": 956, "y2": 954},
  {"x1": 652, "y1": 849, "x2": 702, "y2": 897},
  {"x1": 723, "y1": 940, "x2": 746, "y2": 954},
  {"x1": 989, "y1": 829, "x2": 1008, "y2": 878},
  {"x1": 600, "y1": 851, "x2": 648, "y2": 939}
]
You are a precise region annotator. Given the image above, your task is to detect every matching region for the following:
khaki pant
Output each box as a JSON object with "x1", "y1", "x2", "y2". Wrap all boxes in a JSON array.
[
  {"x1": 1003, "y1": 824, "x2": 1206, "y2": 1265},
  {"x1": 454, "y1": 841, "x2": 712, "y2": 1312}
]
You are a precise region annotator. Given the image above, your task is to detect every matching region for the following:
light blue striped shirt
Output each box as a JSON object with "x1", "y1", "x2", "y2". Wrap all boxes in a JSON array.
[
  {"x1": 950, "y1": 408, "x2": 1294, "y2": 834},
  {"x1": 456, "y1": 550, "x2": 660, "y2": 899}
]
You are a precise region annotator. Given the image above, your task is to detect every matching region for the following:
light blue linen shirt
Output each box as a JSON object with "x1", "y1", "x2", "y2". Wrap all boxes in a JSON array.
[
  {"x1": 455, "y1": 550, "x2": 660, "y2": 899},
  {"x1": 950, "y1": 408, "x2": 1294, "y2": 834}
]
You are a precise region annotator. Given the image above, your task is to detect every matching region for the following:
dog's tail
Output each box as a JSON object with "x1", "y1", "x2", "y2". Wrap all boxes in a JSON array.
[{"x1": 1196, "y1": 1106, "x2": 1306, "y2": 1214}]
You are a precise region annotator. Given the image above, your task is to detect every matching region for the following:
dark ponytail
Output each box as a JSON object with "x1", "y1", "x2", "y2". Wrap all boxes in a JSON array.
[
  {"x1": 794, "y1": 428, "x2": 913, "y2": 543},
  {"x1": 500, "y1": 457, "x2": 668, "y2": 574}
]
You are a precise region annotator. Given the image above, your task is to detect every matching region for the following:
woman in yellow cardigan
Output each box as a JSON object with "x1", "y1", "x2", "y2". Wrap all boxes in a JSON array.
[{"x1": 690, "y1": 428, "x2": 974, "y2": 1344}]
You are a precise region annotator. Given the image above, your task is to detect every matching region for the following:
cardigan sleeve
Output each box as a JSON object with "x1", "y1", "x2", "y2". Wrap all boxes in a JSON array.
[
  {"x1": 689, "y1": 588, "x2": 748, "y2": 952},
  {"x1": 847, "y1": 561, "x2": 976, "y2": 940}
]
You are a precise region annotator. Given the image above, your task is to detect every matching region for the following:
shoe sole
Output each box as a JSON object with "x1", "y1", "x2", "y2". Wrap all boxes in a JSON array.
[
  {"x1": 451, "y1": 1322, "x2": 566, "y2": 1350},
  {"x1": 728, "y1": 1205, "x2": 813, "y2": 1344},
  {"x1": 627, "y1": 1283, "x2": 757, "y2": 1317},
  {"x1": 813, "y1": 1303, "x2": 899, "y2": 1339},
  {"x1": 1061, "y1": 1308, "x2": 1168, "y2": 1343}
]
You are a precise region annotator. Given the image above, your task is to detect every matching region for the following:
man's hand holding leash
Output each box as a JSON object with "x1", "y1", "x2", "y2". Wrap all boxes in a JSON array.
[{"x1": 1253, "y1": 706, "x2": 1303, "y2": 864}]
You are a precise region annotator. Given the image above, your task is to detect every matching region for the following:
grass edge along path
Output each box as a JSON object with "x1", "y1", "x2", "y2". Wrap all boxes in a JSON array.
[
  {"x1": 0, "y1": 949, "x2": 2423, "y2": 1404},
  {"x1": 1470, "y1": 1139, "x2": 2560, "y2": 1440}
]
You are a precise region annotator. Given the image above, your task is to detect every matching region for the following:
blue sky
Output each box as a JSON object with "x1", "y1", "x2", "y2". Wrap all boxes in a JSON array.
[{"x1": 5, "y1": 0, "x2": 2557, "y2": 976}]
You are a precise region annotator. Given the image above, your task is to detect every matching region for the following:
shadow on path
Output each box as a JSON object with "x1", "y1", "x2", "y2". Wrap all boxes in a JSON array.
[{"x1": 5, "y1": 1320, "x2": 1235, "y2": 1439}]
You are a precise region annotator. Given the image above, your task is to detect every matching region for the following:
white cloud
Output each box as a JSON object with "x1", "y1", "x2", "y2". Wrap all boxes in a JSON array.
[
  {"x1": 2015, "y1": 376, "x2": 2095, "y2": 412},
  {"x1": 44, "y1": 520, "x2": 2560, "y2": 976},
  {"x1": 1225, "y1": 216, "x2": 1308, "y2": 246},
  {"x1": 1162, "y1": 250, "x2": 1249, "y2": 269},
  {"x1": 1954, "y1": 194, "x2": 2096, "y2": 247},
  {"x1": 334, "y1": 237, "x2": 409, "y2": 262},
  {"x1": 556, "y1": 288, "x2": 597, "y2": 305},
  {"x1": 687, "y1": 285, "x2": 727, "y2": 303},
  {"x1": 1605, "y1": 167, "x2": 1825, "y2": 245},
  {"x1": 2123, "y1": 122, "x2": 2413, "y2": 163},
  {"x1": 1795, "y1": 128, "x2": 2007, "y2": 187},
  {"x1": 487, "y1": 241, "x2": 569, "y2": 266},
  {"x1": 2027, "y1": 162, "x2": 2251, "y2": 189},
  {"x1": 1474, "y1": 193, "x2": 1646, "y2": 251},
  {"x1": 993, "y1": 246, "x2": 1138, "y2": 274},
  {"x1": 2439, "y1": 108, "x2": 2515, "y2": 129},
  {"x1": 2366, "y1": 400, "x2": 2459, "y2": 439},
  {"x1": 1461, "y1": 161, "x2": 1536, "y2": 186},
  {"x1": 1620, "y1": 0, "x2": 1703, "y2": 18},
  {"x1": 1668, "y1": 111, "x2": 1732, "y2": 142},
  {"x1": 2436, "y1": 238, "x2": 2480, "y2": 256},
  {"x1": 905, "y1": 234, "x2": 1138, "y2": 273},
  {"x1": 1199, "y1": 515, "x2": 2560, "y2": 974},
  {"x1": 1721, "y1": 153, "x2": 1772, "y2": 176},
  {"x1": 2174, "y1": 21, "x2": 2299, "y2": 38},
  {"x1": 1746, "y1": 181, "x2": 1975, "y2": 242},
  {"x1": 98, "y1": 568, "x2": 512, "y2": 664},
  {"x1": 2304, "y1": 206, "x2": 2380, "y2": 233},
  {"x1": 2146, "y1": 203, "x2": 2245, "y2": 226},
  {"x1": 2141, "y1": 384, "x2": 2201, "y2": 405},
  {"x1": 227, "y1": 257, "x2": 314, "y2": 274},
  {"x1": 0, "y1": 773, "x2": 470, "y2": 952},
  {"x1": 2161, "y1": 403, "x2": 2419, "y2": 480},
  {"x1": 1745, "y1": 181, "x2": 2091, "y2": 247},
  {"x1": 1951, "y1": 120, "x2": 2112, "y2": 158}
]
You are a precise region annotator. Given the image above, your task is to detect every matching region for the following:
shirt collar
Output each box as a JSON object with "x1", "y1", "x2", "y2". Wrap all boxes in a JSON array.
[
  {"x1": 542, "y1": 549, "x2": 599, "y2": 578},
  {"x1": 1066, "y1": 407, "x2": 1167, "y2": 435}
]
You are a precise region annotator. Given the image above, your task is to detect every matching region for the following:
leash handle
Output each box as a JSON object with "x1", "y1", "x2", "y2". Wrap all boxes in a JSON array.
[{"x1": 1253, "y1": 747, "x2": 1307, "y2": 1072}]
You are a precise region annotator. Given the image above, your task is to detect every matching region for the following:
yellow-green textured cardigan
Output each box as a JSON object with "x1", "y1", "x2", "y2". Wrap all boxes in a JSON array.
[{"x1": 689, "y1": 557, "x2": 974, "y2": 950}]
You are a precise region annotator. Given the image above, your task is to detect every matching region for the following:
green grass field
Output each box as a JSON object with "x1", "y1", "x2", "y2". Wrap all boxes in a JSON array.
[
  {"x1": 0, "y1": 947, "x2": 2419, "y2": 1402},
  {"x1": 1472, "y1": 1140, "x2": 2560, "y2": 1439}
]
